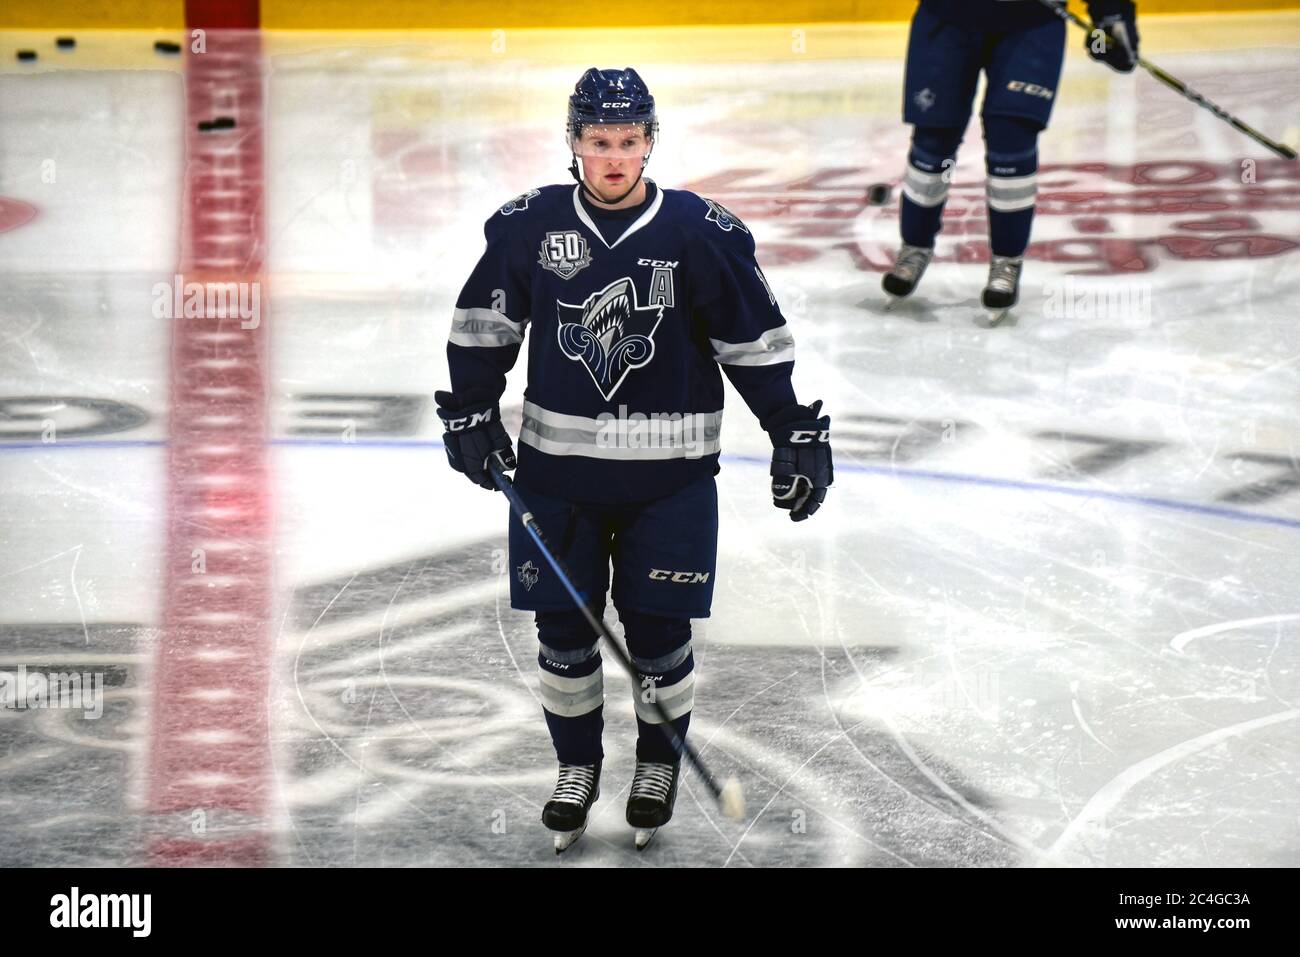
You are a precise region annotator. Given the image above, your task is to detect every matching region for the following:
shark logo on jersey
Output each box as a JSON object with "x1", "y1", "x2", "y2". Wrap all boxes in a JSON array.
[
  {"x1": 703, "y1": 198, "x2": 749, "y2": 234},
  {"x1": 517, "y1": 559, "x2": 539, "y2": 591},
  {"x1": 556, "y1": 278, "x2": 664, "y2": 401},
  {"x1": 500, "y1": 189, "x2": 540, "y2": 215},
  {"x1": 914, "y1": 87, "x2": 936, "y2": 112}
]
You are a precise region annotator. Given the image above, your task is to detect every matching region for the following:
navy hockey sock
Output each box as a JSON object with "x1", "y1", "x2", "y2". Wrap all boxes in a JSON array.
[
  {"x1": 536, "y1": 609, "x2": 604, "y2": 765},
  {"x1": 621, "y1": 609, "x2": 694, "y2": 763},
  {"x1": 900, "y1": 125, "x2": 965, "y2": 249},
  {"x1": 983, "y1": 115, "x2": 1041, "y2": 258}
]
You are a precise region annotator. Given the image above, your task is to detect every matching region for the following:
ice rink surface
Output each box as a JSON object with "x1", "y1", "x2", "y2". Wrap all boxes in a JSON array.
[{"x1": 1, "y1": 17, "x2": 1298, "y2": 866}]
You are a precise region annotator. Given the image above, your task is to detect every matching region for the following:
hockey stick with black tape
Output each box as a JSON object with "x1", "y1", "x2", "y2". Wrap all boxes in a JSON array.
[
  {"x1": 489, "y1": 458, "x2": 746, "y2": 822},
  {"x1": 1036, "y1": 0, "x2": 1297, "y2": 160}
]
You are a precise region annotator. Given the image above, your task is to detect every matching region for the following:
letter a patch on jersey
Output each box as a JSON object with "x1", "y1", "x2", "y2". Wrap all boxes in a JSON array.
[{"x1": 556, "y1": 278, "x2": 664, "y2": 401}]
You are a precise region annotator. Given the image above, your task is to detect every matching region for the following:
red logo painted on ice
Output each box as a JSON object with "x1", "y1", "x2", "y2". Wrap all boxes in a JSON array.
[
  {"x1": 0, "y1": 197, "x2": 37, "y2": 234},
  {"x1": 685, "y1": 160, "x2": 1300, "y2": 275}
]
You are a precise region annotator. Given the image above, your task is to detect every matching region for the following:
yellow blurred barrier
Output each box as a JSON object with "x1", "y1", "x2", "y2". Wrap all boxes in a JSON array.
[{"x1": 3, "y1": 0, "x2": 1300, "y2": 31}]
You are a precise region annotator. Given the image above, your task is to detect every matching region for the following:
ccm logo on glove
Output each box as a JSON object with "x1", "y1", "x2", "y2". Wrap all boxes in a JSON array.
[
  {"x1": 444, "y1": 408, "x2": 494, "y2": 432},
  {"x1": 790, "y1": 429, "x2": 830, "y2": 444}
]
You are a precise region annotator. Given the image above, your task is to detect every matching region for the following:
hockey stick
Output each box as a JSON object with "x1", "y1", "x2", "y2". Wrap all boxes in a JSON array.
[
  {"x1": 489, "y1": 459, "x2": 746, "y2": 822},
  {"x1": 1037, "y1": 0, "x2": 1297, "y2": 159}
]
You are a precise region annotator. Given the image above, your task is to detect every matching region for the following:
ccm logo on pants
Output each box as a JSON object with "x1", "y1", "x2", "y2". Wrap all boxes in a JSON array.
[{"x1": 649, "y1": 569, "x2": 711, "y2": 584}]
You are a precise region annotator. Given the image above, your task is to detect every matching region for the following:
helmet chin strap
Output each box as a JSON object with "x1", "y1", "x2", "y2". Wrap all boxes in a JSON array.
[{"x1": 569, "y1": 151, "x2": 652, "y2": 207}]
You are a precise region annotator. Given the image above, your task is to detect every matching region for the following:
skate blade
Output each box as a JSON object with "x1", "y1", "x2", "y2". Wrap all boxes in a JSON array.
[
  {"x1": 634, "y1": 827, "x2": 658, "y2": 851},
  {"x1": 552, "y1": 821, "x2": 588, "y2": 855},
  {"x1": 984, "y1": 307, "x2": 1013, "y2": 328}
]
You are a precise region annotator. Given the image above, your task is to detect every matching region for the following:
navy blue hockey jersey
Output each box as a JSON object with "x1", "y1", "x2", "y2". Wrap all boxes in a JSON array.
[{"x1": 446, "y1": 182, "x2": 797, "y2": 505}]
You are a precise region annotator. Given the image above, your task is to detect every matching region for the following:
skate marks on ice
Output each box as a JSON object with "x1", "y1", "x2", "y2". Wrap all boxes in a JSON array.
[
  {"x1": 280, "y1": 538, "x2": 1028, "y2": 866},
  {"x1": 773, "y1": 467, "x2": 1300, "y2": 868},
  {"x1": 276, "y1": 456, "x2": 1300, "y2": 867},
  {"x1": 0, "y1": 622, "x2": 145, "y2": 866},
  {"x1": 868, "y1": 292, "x2": 941, "y2": 324},
  {"x1": 864, "y1": 291, "x2": 1021, "y2": 328},
  {"x1": 1, "y1": 525, "x2": 1291, "y2": 864}
]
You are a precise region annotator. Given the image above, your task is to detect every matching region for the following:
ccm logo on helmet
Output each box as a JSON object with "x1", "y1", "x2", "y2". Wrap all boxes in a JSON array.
[
  {"x1": 649, "y1": 569, "x2": 711, "y2": 584},
  {"x1": 790, "y1": 429, "x2": 830, "y2": 444},
  {"x1": 602, "y1": 101, "x2": 632, "y2": 108},
  {"x1": 444, "y1": 409, "x2": 493, "y2": 432}
]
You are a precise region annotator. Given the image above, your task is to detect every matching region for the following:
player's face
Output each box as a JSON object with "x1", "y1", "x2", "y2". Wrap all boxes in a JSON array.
[{"x1": 574, "y1": 124, "x2": 651, "y2": 201}]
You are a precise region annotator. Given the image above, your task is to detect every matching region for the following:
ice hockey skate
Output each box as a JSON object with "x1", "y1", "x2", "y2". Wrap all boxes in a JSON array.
[
  {"x1": 542, "y1": 761, "x2": 601, "y2": 854},
  {"x1": 982, "y1": 255, "x2": 1023, "y2": 325},
  {"x1": 882, "y1": 243, "x2": 935, "y2": 306},
  {"x1": 626, "y1": 759, "x2": 681, "y2": 850}
]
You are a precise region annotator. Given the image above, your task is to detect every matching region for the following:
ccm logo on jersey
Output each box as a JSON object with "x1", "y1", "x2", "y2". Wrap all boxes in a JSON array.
[
  {"x1": 649, "y1": 569, "x2": 711, "y2": 584},
  {"x1": 444, "y1": 409, "x2": 493, "y2": 431},
  {"x1": 790, "y1": 429, "x2": 830, "y2": 444},
  {"x1": 1006, "y1": 81, "x2": 1054, "y2": 100},
  {"x1": 637, "y1": 259, "x2": 678, "y2": 268}
]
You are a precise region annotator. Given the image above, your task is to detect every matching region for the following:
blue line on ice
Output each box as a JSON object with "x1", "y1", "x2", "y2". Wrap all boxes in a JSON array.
[{"x1": 2, "y1": 437, "x2": 1298, "y2": 532}]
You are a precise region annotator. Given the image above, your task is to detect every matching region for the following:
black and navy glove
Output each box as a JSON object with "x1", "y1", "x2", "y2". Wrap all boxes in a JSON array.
[
  {"x1": 761, "y1": 400, "x2": 833, "y2": 522},
  {"x1": 1086, "y1": 1, "x2": 1138, "y2": 73},
  {"x1": 435, "y1": 389, "x2": 516, "y2": 491}
]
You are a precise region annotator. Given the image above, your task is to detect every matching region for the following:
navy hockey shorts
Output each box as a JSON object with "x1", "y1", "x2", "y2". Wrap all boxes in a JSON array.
[
  {"x1": 903, "y1": 3, "x2": 1067, "y2": 130},
  {"x1": 507, "y1": 474, "x2": 719, "y2": 619}
]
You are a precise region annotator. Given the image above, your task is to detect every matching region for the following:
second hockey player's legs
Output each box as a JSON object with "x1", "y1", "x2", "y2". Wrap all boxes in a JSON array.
[
  {"x1": 980, "y1": 115, "x2": 1041, "y2": 319},
  {"x1": 899, "y1": 126, "x2": 965, "y2": 251},
  {"x1": 888, "y1": 3, "x2": 985, "y2": 304},
  {"x1": 982, "y1": 115, "x2": 1040, "y2": 260},
  {"x1": 978, "y1": 16, "x2": 1065, "y2": 321},
  {"x1": 886, "y1": 125, "x2": 965, "y2": 301}
]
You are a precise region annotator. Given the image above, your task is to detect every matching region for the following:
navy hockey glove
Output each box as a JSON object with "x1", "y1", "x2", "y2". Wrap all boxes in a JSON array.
[
  {"x1": 762, "y1": 400, "x2": 833, "y2": 522},
  {"x1": 435, "y1": 389, "x2": 516, "y2": 491},
  {"x1": 1086, "y1": 2, "x2": 1138, "y2": 73}
]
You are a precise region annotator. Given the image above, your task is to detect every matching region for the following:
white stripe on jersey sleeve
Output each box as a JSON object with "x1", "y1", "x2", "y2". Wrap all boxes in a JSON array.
[
  {"x1": 709, "y1": 323, "x2": 795, "y2": 367},
  {"x1": 448, "y1": 307, "x2": 527, "y2": 348}
]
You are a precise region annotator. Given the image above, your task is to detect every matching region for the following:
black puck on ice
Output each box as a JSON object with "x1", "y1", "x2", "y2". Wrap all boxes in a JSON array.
[
  {"x1": 866, "y1": 182, "x2": 893, "y2": 206},
  {"x1": 17, "y1": 50, "x2": 37, "y2": 62},
  {"x1": 155, "y1": 40, "x2": 182, "y2": 54},
  {"x1": 56, "y1": 37, "x2": 76, "y2": 49},
  {"x1": 197, "y1": 116, "x2": 237, "y2": 132}
]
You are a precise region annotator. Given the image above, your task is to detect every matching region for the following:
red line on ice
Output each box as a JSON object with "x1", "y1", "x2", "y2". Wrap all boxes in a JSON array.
[{"x1": 147, "y1": 0, "x2": 273, "y2": 866}]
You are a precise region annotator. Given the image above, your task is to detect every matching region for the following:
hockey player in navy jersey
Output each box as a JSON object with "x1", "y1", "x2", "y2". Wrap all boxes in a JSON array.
[
  {"x1": 883, "y1": 0, "x2": 1139, "y2": 320},
  {"x1": 435, "y1": 68, "x2": 833, "y2": 851}
]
